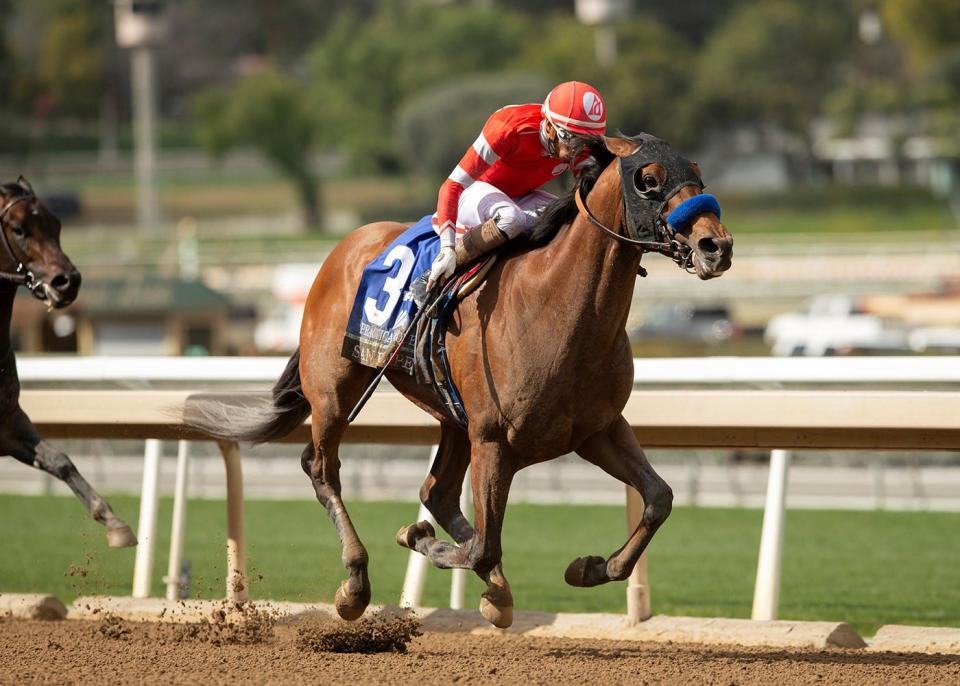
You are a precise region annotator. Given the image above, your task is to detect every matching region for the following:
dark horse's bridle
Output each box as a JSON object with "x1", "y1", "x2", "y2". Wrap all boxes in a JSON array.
[
  {"x1": 574, "y1": 133, "x2": 722, "y2": 273},
  {"x1": 0, "y1": 182, "x2": 45, "y2": 298}
]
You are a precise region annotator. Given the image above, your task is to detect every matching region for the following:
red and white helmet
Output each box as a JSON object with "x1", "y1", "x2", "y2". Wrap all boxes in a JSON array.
[{"x1": 542, "y1": 81, "x2": 607, "y2": 136}]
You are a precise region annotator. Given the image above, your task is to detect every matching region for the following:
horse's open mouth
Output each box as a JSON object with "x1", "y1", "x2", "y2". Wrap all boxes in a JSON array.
[
  {"x1": 691, "y1": 251, "x2": 732, "y2": 280},
  {"x1": 33, "y1": 281, "x2": 73, "y2": 309}
]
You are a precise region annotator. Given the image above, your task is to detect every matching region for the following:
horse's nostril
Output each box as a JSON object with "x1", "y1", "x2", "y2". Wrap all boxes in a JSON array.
[
  {"x1": 697, "y1": 237, "x2": 720, "y2": 255},
  {"x1": 51, "y1": 273, "x2": 71, "y2": 292}
]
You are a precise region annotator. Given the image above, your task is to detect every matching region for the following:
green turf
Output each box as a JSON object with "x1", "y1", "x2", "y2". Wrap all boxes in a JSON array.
[{"x1": 1, "y1": 495, "x2": 957, "y2": 636}]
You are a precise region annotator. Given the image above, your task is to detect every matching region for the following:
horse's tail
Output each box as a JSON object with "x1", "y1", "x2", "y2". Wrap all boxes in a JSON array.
[{"x1": 184, "y1": 349, "x2": 310, "y2": 444}]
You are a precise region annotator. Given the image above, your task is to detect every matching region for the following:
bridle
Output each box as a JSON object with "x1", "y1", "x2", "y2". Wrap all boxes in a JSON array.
[{"x1": 0, "y1": 192, "x2": 44, "y2": 297}]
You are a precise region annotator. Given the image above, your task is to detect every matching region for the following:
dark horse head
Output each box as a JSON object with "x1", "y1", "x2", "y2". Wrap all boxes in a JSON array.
[{"x1": 0, "y1": 176, "x2": 80, "y2": 307}]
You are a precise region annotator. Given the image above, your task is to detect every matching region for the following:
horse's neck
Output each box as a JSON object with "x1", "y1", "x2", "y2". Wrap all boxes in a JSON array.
[
  {"x1": 0, "y1": 284, "x2": 16, "y2": 375},
  {"x1": 538, "y1": 187, "x2": 639, "y2": 350}
]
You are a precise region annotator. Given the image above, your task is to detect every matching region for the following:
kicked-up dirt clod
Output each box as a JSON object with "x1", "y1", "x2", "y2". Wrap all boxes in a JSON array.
[
  {"x1": 168, "y1": 600, "x2": 278, "y2": 646},
  {"x1": 296, "y1": 608, "x2": 422, "y2": 654}
]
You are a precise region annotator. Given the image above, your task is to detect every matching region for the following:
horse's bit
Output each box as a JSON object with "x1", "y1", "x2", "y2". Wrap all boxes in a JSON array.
[
  {"x1": 0, "y1": 191, "x2": 43, "y2": 297},
  {"x1": 575, "y1": 133, "x2": 722, "y2": 274}
]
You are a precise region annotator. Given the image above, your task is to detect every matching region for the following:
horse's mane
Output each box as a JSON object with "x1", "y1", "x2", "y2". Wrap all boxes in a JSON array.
[{"x1": 525, "y1": 135, "x2": 616, "y2": 247}]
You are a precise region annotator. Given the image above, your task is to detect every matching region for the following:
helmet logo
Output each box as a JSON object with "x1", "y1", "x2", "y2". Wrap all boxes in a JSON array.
[{"x1": 583, "y1": 92, "x2": 604, "y2": 122}]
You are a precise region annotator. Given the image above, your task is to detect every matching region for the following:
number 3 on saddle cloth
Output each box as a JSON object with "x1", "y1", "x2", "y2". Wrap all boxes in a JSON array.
[{"x1": 341, "y1": 215, "x2": 486, "y2": 428}]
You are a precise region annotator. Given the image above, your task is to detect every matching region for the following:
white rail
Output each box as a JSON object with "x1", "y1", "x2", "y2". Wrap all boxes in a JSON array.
[
  {"x1": 632, "y1": 356, "x2": 960, "y2": 384},
  {"x1": 16, "y1": 356, "x2": 288, "y2": 383},
  {"x1": 16, "y1": 355, "x2": 960, "y2": 622},
  {"x1": 17, "y1": 355, "x2": 960, "y2": 385}
]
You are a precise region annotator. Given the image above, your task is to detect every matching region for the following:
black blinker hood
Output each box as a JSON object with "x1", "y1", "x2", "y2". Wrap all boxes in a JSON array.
[{"x1": 618, "y1": 133, "x2": 703, "y2": 243}]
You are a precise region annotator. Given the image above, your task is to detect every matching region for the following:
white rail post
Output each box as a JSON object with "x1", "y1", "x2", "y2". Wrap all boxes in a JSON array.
[
  {"x1": 132, "y1": 439, "x2": 162, "y2": 598},
  {"x1": 218, "y1": 441, "x2": 247, "y2": 602},
  {"x1": 164, "y1": 440, "x2": 190, "y2": 601},
  {"x1": 625, "y1": 485, "x2": 651, "y2": 624},
  {"x1": 752, "y1": 448, "x2": 791, "y2": 620},
  {"x1": 400, "y1": 445, "x2": 440, "y2": 608},
  {"x1": 449, "y1": 466, "x2": 471, "y2": 610}
]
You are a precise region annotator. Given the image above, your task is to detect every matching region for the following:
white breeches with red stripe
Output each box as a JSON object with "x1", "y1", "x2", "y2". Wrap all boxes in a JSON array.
[{"x1": 456, "y1": 181, "x2": 557, "y2": 239}]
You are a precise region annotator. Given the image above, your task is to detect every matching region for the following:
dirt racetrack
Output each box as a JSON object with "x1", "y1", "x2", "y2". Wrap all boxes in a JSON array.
[{"x1": 2, "y1": 612, "x2": 959, "y2": 686}]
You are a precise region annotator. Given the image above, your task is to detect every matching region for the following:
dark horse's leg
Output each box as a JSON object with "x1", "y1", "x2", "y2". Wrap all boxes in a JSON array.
[
  {"x1": 397, "y1": 440, "x2": 516, "y2": 627},
  {"x1": 567, "y1": 415, "x2": 673, "y2": 587},
  {"x1": 1, "y1": 407, "x2": 137, "y2": 548}
]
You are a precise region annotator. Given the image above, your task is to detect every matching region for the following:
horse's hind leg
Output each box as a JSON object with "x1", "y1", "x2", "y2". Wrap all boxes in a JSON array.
[
  {"x1": 300, "y1": 425, "x2": 372, "y2": 620},
  {"x1": 2, "y1": 408, "x2": 137, "y2": 547},
  {"x1": 567, "y1": 416, "x2": 673, "y2": 587}
]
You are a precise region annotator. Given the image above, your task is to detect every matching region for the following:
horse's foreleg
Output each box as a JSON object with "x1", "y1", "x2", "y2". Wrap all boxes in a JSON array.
[
  {"x1": 2, "y1": 408, "x2": 136, "y2": 548},
  {"x1": 301, "y1": 425, "x2": 371, "y2": 621},
  {"x1": 568, "y1": 415, "x2": 673, "y2": 587},
  {"x1": 468, "y1": 443, "x2": 516, "y2": 628},
  {"x1": 398, "y1": 440, "x2": 516, "y2": 627},
  {"x1": 399, "y1": 424, "x2": 474, "y2": 547}
]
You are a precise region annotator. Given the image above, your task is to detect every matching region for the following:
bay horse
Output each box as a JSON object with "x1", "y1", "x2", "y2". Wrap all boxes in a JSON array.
[
  {"x1": 190, "y1": 134, "x2": 732, "y2": 627},
  {"x1": 0, "y1": 177, "x2": 137, "y2": 548}
]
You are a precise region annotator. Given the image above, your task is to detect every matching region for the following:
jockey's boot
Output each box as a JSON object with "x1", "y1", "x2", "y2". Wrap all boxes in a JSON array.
[{"x1": 454, "y1": 218, "x2": 508, "y2": 268}]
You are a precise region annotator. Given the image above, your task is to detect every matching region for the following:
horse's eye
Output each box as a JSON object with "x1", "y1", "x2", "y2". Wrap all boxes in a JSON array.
[
  {"x1": 642, "y1": 175, "x2": 659, "y2": 191},
  {"x1": 10, "y1": 225, "x2": 25, "y2": 238}
]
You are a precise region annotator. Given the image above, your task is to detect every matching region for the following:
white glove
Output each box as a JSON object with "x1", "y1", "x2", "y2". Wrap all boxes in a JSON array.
[{"x1": 427, "y1": 246, "x2": 456, "y2": 292}]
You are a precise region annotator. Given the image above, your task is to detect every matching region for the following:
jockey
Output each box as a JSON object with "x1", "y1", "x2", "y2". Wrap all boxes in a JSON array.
[{"x1": 427, "y1": 81, "x2": 607, "y2": 290}]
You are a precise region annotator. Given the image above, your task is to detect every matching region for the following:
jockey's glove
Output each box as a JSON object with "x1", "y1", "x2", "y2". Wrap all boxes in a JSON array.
[{"x1": 427, "y1": 246, "x2": 456, "y2": 292}]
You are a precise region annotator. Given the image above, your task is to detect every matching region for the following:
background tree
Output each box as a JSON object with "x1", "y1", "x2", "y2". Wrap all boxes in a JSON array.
[
  {"x1": 882, "y1": 0, "x2": 960, "y2": 142},
  {"x1": 396, "y1": 73, "x2": 550, "y2": 181},
  {"x1": 193, "y1": 67, "x2": 326, "y2": 230},
  {"x1": 882, "y1": 0, "x2": 960, "y2": 72},
  {"x1": 35, "y1": 7, "x2": 105, "y2": 118},
  {"x1": 518, "y1": 14, "x2": 697, "y2": 146},
  {"x1": 692, "y1": 0, "x2": 853, "y2": 139},
  {"x1": 307, "y1": 3, "x2": 531, "y2": 172}
]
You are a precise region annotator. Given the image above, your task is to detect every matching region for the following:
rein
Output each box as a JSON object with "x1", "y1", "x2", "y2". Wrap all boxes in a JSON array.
[
  {"x1": 574, "y1": 182, "x2": 695, "y2": 272},
  {"x1": 0, "y1": 194, "x2": 40, "y2": 293}
]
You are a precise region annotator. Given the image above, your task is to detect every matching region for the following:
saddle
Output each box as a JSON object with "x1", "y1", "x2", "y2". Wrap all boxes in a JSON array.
[{"x1": 410, "y1": 255, "x2": 498, "y2": 429}]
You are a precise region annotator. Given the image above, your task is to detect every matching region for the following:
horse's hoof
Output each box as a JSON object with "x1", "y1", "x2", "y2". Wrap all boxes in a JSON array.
[
  {"x1": 106, "y1": 525, "x2": 138, "y2": 548},
  {"x1": 334, "y1": 579, "x2": 368, "y2": 621},
  {"x1": 395, "y1": 520, "x2": 435, "y2": 550},
  {"x1": 564, "y1": 555, "x2": 608, "y2": 587},
  {"x1": 479, "y1": 595, "x2": 513, "y2": 629}
]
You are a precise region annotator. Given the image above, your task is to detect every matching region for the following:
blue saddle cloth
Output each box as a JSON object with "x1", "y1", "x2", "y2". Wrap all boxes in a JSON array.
[{"x1": 341, "y1": 215, "x2": 440, "y2": 373}]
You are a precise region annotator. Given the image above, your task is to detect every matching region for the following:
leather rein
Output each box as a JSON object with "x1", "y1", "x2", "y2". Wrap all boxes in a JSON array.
[
  {"x1": 0, "y1": 194, "x2": 42, "y2": 294},
  {"x1": 573, "y1": 179, "x2": 696, "y2": 273}
]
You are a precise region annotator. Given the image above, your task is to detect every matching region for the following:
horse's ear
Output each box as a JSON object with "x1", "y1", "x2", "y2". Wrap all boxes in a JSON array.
[
  {"x1": 16, "y1": 175, "x2": 34, "y2": 195},
  {"x1": 602, "y1": 136, "x2": 639, "y2": 158}
]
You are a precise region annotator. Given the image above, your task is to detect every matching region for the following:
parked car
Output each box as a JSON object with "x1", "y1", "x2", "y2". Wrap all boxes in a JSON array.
[
  {"x1": 629, "y1": 303, "x2": 740, "y2": 345},
  {"x1": 764, "y1": 295, "x2": 909, "y2": 357}
]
